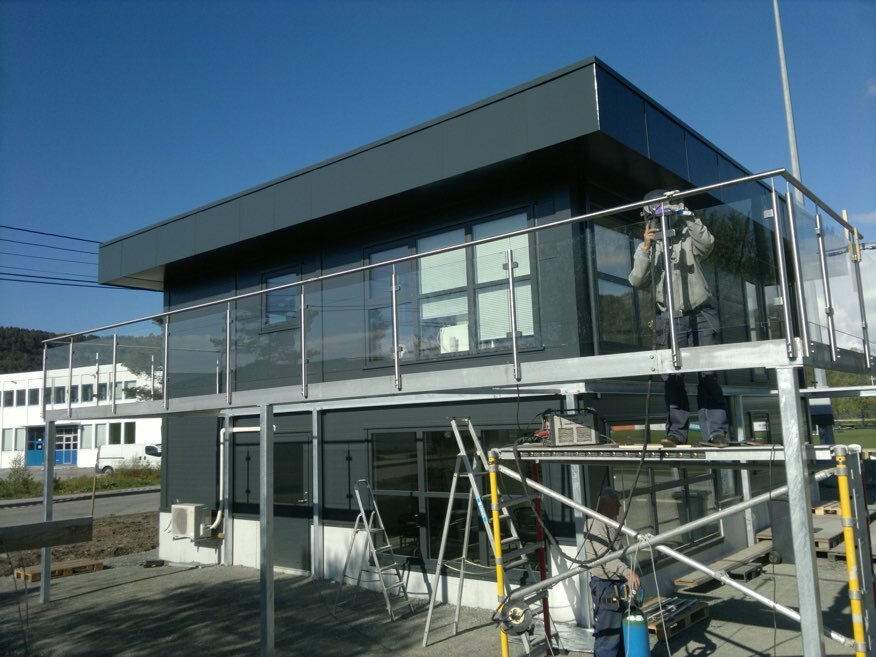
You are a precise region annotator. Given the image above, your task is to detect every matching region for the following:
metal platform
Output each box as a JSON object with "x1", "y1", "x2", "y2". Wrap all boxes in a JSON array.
[{"x1": 495, "y1": 442, "x2": 845, "y2": 467}]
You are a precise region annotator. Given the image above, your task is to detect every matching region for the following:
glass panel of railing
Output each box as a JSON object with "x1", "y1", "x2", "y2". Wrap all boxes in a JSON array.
[
  {"x1": 44, "y1": 339, "x2": 70, "y2": 411},
  {"x1": 366, "y1": 260, "x2": 415, "y2": 366},
  {"x1": 791, "y1": 199, "x2": 830, "y2": 348},
  {"x1": 693, "y1": 183, "x2": 784, "y2": 346},
  {"x1": 596, "y1": 217, "x2": 657, "y2": 351},
  {"x1": 412, "y1": 239, "x2": 471, "y2": 362},
  {"x1": 313, "y1": 266, "x2": 368, "y2": 381},
  {"x1": 116, "y1": 319, "x2": 165, "y2": 402},
  {"x1": 820, "y1": 215, "x2": 866, "y2": 353},
  {"x1": 69, "y1": 331, "x2": 115, "y2": 408},
  {"x1": 621, "y1": 183, "x2": 784, "y2": 353},
  {"x1": 166, "y1": 305, "x2": 226, "y2": 399},
  {"x1": 233, "y1": 284, "x2": 301, "y2": 392}
]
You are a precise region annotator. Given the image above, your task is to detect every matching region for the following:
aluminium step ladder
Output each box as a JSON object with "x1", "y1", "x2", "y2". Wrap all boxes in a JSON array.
[
  {"x1": 336, "y1": 479, "x2": 414, "y2": 621},
  {"x1": 422, "y1": 418, "x2": 559, "y2": 655}
]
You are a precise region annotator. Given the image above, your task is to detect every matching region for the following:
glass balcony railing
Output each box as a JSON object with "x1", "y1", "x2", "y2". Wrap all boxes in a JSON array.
[{"x1": 41, "y1": 170, "x2": 873, "y2": 416}]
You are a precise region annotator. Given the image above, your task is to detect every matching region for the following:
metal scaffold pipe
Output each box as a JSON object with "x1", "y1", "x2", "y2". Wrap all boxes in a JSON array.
[
  {"x1": 488, "y1": 454, "x2": 511, "y2": 657},
  {"x1": 833, "y1": 445, "x2": 868, "y2": 656},
  {"x1": 496, "y1": 461, "x2": 855, "y2": 648}
]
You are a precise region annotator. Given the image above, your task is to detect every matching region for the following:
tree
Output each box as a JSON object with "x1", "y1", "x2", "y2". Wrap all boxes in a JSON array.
[{"x1": 0, "y1": 326, "x2": 61, "y2": 373}]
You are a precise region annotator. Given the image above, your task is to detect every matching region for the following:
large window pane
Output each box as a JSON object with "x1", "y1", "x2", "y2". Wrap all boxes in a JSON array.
[
  {"x1": 367, "y1": 303, "x2": 415, "y2": 363},
  {"x1": 80, "y1": 424, "x2": 93, "y2": 449},
  {"x1": 264, "y1": 271, "x2": 300, "y2": 327},
  {"x1": 420, "y1": 293, "x2": 468, "y2": 356},
  {"x1": 594, "y1": 224, "x2": 633, "y2": 279},
  {"x1": 369, "y1": 246, "x2": 412, "y2": 298},
  {"x1": 418, "y1": 230, "x2": 466, "y2": 294},
  {"x1": 95, "y1": 424, "x2": 107, "y2": 447},
  {"x1": 598, "y1": 280, "x2": 637, "y2": 345},
  {"x1": 425, "y1": 430, "x2": 458, "y2": 492},
  {"x1": 373, "y1": 432, "x2": 418, "y2": 490},
  {"x1": 473, "y1": 213, "x2": 530, "y2": 283}
]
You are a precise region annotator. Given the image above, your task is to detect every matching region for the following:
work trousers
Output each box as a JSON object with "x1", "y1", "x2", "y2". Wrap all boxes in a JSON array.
[
  {"x1": 657, "y1": 306, "x2": 729, "y2": 442},
  {"x1": 590, "y1": 577, "x2": 627, "y2": 657}
]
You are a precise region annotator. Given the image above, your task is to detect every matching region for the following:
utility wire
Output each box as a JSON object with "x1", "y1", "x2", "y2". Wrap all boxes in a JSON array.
[
  {"x1": 0, "y1": 265, "x2": 93, "y2": 278},
  {"x1": 0, "y1": 272, "x2": 98, "y2": 284},
  {"x1": 0, "y1": 238, "x2": 97, "y2": 255},
  {"x1": 0, "y1": 277, "x2": 121, "y2": 290},
  {"x1": 0, "y1": 224, "x2": 102, "y2": 244},
  {"x1": 0, "y1": 251, "x2": 96, "y2": 265}
]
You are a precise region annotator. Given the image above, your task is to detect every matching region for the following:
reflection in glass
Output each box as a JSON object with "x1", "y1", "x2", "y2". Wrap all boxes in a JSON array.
[
  {"x1": 167, "y1": 307, "x2": 226, "y2": 398},
  {"x1": 598, "y1": 280, "x2": 637, "y2": 345},
  {"x1": 373, "y1": 432, "x2": 417, "y2": 490}
]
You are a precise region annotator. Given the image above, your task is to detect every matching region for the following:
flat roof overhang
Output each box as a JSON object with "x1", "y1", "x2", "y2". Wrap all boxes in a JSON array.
[{"x1": 98, "y1": 57, "x2": 751, "y2": 291}]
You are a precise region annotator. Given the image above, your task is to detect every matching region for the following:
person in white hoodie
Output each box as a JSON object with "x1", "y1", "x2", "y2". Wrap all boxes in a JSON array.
[{"x1": 628, "y1": 190, "x2": 729, "y2": 448}]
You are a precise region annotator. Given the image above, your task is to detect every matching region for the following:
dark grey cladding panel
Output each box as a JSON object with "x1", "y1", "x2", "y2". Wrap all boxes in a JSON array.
[
  {"x1": 100, "y1": 59, "x2": 602, "y2": 287},
  {"x1": 239, "y1": 186, "x2": 277, "y2": 240},
  {"x1": 194, "y1": 199, "x2": 240, "y2": 252}
]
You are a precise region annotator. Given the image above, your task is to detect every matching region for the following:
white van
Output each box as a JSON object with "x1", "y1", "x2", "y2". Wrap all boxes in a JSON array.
[{"x1": 95, "y1": 443, "x2": 161, "y2": 474}]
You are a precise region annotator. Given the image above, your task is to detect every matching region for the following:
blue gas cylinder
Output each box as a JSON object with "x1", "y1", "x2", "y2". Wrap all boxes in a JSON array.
[{"x1": 622, "y1": 608, "x2": 650, "y2": 657}]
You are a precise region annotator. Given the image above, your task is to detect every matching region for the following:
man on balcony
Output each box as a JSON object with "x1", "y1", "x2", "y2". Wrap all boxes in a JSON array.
[{"x1": 628, "y1": 189, "x2": 729, "y2": 448}]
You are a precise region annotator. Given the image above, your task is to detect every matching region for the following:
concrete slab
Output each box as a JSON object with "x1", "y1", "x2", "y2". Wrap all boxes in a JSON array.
[{"x1": 0, "y1": 552, "x2": 861, "y2": 656}]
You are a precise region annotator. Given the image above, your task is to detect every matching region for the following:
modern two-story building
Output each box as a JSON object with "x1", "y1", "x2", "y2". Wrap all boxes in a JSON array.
[{"x1": 42, "y1": 57, "x2": 872, "y2": 642}]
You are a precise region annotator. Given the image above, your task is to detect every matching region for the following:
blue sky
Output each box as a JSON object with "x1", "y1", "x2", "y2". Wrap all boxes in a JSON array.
[{"x1": 1, "y1": 0, "x2": 874, "y2": 334}]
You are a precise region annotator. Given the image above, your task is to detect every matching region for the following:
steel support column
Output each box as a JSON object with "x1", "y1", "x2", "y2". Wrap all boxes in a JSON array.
[
  {"x1": 39, "y1": 420, "x2": 56, "y2": 604},
  {"x1": 776, "y1": 366, "x2": 825, "y2": 657},
  {"x1": 311, "y1": 408, "x2": 323, "y2": 579},
  {"x1": 259, "y1": 405, "x2": 275, "y2": 657}
]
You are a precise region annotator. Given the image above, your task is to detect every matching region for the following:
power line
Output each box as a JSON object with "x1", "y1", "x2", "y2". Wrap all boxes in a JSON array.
[
  {"x1": 0, "y1": 251, "x2": 96, "y2": 265},
  {"x1": 0, "y1": 276, "x2": 123, "y2": 290},
  {"x1": 0, "y1": 265, "x2": 95, "y2": 279},
  {"x1": 0, "y1": 224, "x2": 102, "y2": 244},
  {"x1": 0, "y1": 272, "x2": 96, "y2": 284},
  {"x1": 0, "y1": 238, "x2": 97, "y2": 255}
]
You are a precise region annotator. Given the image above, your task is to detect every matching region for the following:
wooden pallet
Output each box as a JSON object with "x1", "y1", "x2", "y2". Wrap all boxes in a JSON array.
[
  {"x1": 811, "y1": 502, "x2": 876, "y2": 520},
  {"x1": 14, "y1": 558, "x2": 104, "y2": 583},
  {"x1": 643, "y1": 596, "x2": 709, "y2": 640},
  {"x1": 673, "y1": 540, "x2": 772, "y2": 590},
  {"x1": 812, "y1": 501, "x2": 842, "y2": 515},
  {"x1": 757, "y1": 517, "x2": 844, "y2": 553},
  {"x1": 827, "y1": 521, "x2": 876, "y2": 563}
]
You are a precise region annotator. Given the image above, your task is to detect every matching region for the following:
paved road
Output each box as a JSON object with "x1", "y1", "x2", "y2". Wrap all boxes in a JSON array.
[{"x1": 0, "y1": 490, "x2": 159, "y2": 527}]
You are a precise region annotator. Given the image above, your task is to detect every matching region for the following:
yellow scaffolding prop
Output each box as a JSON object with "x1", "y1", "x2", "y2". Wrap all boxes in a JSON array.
[
  {"x1": 834, "y1": 448, "x2": 867, "y2": 657},
  {"x1": 489, "y1": 453, "x2": 510, "y2": 657}
]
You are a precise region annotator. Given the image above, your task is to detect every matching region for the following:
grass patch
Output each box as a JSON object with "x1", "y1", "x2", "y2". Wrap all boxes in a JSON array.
[
  {"x1": 56, "y1": 465, "x2": 160, "y2": 495},
  {"x1": 0, "y1": 459, "x2": 159, "y2": 500}
]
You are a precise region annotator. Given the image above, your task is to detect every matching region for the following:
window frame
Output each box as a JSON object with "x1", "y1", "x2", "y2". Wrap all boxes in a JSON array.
[
  {"x1": 261, "y1": 266, "x2": 302, "y2": 333},
  {"x1": 364, "y1": 208, "x2": 539, "y2": 364}
]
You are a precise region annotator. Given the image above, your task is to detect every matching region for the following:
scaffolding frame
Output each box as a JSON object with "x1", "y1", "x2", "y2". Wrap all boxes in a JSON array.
[{"x1": 495, "y1": 438, "x2": 876, "y2": 655}]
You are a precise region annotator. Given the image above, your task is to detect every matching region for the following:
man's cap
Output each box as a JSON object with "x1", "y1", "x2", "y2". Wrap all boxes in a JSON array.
[
  {"x1": 600, "y1": 486, "x2": 620, "y2": 499},
  {"x1": 643, "y1": 189, "x2": 668, "y2": 202}
]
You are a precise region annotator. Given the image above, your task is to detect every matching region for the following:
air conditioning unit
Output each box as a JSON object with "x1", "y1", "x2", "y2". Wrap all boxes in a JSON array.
[
  {"x1": 170, "y1": 503, "x2": 211, "y2": 539},
  {"x1": 546, "y1": 412, "x2": 600, "y2": 446}
]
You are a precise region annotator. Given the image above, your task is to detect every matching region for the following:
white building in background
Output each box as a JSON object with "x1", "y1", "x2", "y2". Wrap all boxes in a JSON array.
[{"x1": 0, "y1": 366, "x2": 161, "y2": 470}]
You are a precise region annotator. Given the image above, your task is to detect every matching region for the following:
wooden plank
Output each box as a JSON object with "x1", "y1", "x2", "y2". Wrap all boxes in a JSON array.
[
  {"x1": 14, "y1": 558, "x2": 103, "y2": 583},
  {"x1": 0, "y1": 517, "x2": 93, "y2": 552},
  {"x1": 643, "y1": 596, "x2": 709, "y2": 640},
  {"x1": 673, "y1": 540, "x2": 773, "y2": 590},
  {"x1": 827, "y1": 520, "x2": 876, "y2": 563}
]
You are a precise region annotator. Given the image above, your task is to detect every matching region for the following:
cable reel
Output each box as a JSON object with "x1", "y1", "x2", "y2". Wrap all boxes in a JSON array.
[{"x1": 499, "y1": 603, "x2": 535, "y2": 635}]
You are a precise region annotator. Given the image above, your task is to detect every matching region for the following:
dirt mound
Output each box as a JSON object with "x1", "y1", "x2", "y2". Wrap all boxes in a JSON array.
[{"x1": 1, "y1": 511, "x2": 157, "y2": 577}]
